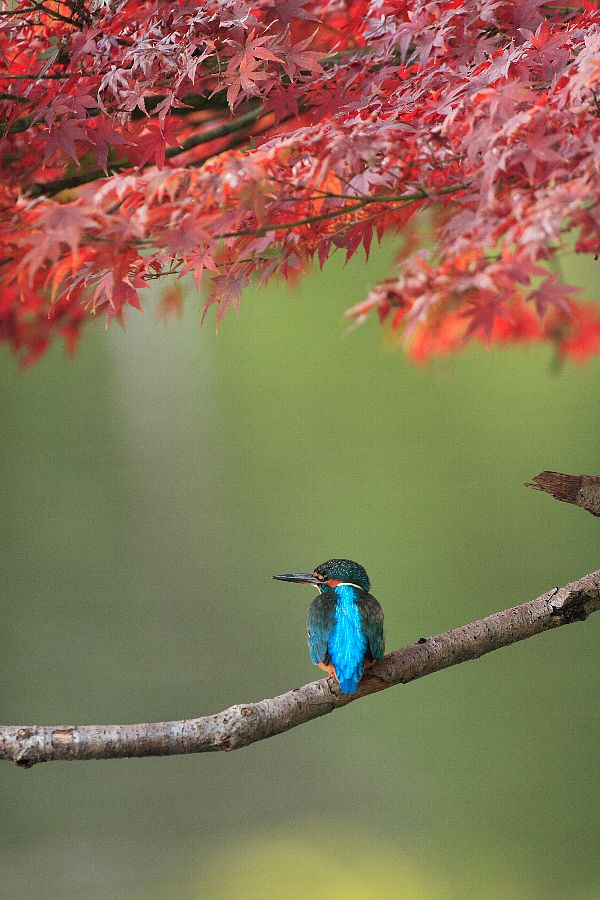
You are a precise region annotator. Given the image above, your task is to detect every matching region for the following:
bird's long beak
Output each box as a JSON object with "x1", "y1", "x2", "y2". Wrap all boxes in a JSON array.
[{"x1": 273, "y1": 572, "x2": 320, "y2": 585}]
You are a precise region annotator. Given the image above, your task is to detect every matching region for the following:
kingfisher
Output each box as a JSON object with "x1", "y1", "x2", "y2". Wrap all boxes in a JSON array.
[{"x1": 273, "y1": 558, "x2": 385, "y2": 694}]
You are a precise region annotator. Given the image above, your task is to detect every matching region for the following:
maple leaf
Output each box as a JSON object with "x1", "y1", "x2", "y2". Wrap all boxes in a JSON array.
[
  {"x1": 162, "y1": 216, "x2": 219, "y2": 289},
  {"x1": 88, "y1": 267, "x2": 143, "y2": 319},
  {"x1": 224, "y1": 31, "x2": 285, "y2": 110},
  {"x1": 510, "y1": 0, "x2": 546, "y2": 32},
  {"x1": 462, "y1": 295, "x2": 508, "y2": 341},
  {"x1": 225, "y1": 56, "x2": 273, "y2": 110},
  {"x1": 281, "y1": 32, "x2": 324, "y2": 80},
  {"x1": 272, "y1": 0, "x2": 319, "y2": 25},
  {"x1": 202, "y1": 271, "x2": 248, "y2": 327},
  {"x1": 528, "y1": 274, "x2": 580, "y2": 318},
  {"x1": 179, "y1": 248, "x2": 218, "y2": 289},
  {"x1": 267, "y1": 83, "x2": 300, "y2": 122},
  {"x1": 229, "y1": 32, "x2": 284, "y2": 69},
  {"x1": 88, "y1": 117, "x2": 129, "y2": 174},
  {"x1": 20, "y1": 203, "x2": 98, "y2": 280},
  {"x1": 44, "y1": 119, "x2": 92, "y2": 164},
  {"x1": 131, "y1": 119, "x2": 182, "y2": 169},
  {"x1": 522, "y1": 130, "x2": 562, "y2": 180},
  {"x1": 161, "y1": 216, "x2": 212, "y2": 256},
  {"x1": 157, "y1": 283, "x2": 184, "y2": 319},
  {"x1": 520, "y1": 20, "x2": 570, "y2": 76}
]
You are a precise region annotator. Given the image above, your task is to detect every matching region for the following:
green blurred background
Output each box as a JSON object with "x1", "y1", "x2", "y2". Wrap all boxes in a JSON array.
[{"x1": 1, "y1": 244, "x2": 600, "y2": 900}]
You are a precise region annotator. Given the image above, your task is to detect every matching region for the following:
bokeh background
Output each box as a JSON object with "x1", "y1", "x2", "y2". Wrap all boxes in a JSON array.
[{"x1": 1, "y1": 244, "x2": 600, "y2": 899}]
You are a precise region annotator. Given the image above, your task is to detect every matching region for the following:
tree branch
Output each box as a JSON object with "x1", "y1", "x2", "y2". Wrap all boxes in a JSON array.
[
  {"x1": 526, "y1": 471, "x2": 600, "y2": 517},
  {"x1": 27, "y1": 105, "x2": 265, "y2": 198},
  {"x1": 2, "y1": 568, "x2": 599, "y2": 768}
]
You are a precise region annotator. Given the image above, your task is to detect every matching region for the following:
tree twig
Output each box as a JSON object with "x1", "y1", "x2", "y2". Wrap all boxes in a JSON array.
[
  {"x1": 218, "y1": 183, "x2": 470, "y2": 240},
  {"x1": 2, "y1": 568, "x2": 599, "y2": 768}
]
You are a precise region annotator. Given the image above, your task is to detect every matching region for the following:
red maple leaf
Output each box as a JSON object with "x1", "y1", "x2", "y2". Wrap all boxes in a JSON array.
[
  {"x1": 44, "y1": 119, "x2": 92, "y2": 165},
  {"x1": 88, "y1": 117, "x2": 129, "y2": 174},
  {"x1": 528, "y1": 274, "x2": 580, "y2": 318},
  {"x1": 202, "y1": 271, "x2": 248, "y2": 326},
  {"x1": 130, "y1": 119, "x2": 182, "y2": 169},
  {"x1": 21, "y1": 203, "x2": 98, "y2": 279}
]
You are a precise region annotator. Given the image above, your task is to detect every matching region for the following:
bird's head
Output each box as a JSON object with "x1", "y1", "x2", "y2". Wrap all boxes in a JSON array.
[{"x1": 273, "y1": 558, "x2": 370, "y2": 592}]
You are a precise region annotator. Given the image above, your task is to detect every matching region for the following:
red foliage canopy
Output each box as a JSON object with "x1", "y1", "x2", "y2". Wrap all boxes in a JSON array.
[{"x1": 1, "y1": 0, "x2": 599, "y2": 364}]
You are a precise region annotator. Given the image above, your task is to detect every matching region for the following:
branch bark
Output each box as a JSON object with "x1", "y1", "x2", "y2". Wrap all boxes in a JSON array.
[
  {"x1": 2, "y1": 569, "x2": 599, "y2": 768},
  {"x1": 526, "y1": 471, "x2": 600, "y2": 516}
]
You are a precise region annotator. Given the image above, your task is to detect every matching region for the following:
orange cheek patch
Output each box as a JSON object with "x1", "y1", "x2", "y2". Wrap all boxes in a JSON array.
[{"x1": 326, "y1": 578, "x2": 342, "y2": 587}]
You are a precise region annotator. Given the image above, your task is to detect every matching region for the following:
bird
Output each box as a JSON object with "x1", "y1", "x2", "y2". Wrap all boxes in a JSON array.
[{"x1": 273, "y1": 558, "x2": 384, "y2": 694}]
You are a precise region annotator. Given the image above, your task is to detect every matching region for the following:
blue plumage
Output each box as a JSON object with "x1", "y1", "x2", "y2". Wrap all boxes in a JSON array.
[
  {"x1": 274, "y1": 558, "x2": 385, "y2": 694},
  {"x1": 327, "y1": 584, "x2": 368, "y2": 694}
]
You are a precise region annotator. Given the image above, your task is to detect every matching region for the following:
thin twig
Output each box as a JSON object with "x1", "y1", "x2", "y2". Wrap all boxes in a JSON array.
[
  {"x1": 0, "y1": 7, "x2": 42, "y2": 14},
  {"x1": 218, "y1": 183, "x2": 470, "y2": 239},
  {"x1": 0, "y1": 91, "x2": 29, "y2": 103}
]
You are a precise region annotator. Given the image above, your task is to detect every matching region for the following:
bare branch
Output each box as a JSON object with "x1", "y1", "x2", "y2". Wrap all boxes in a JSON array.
[
  {"x1": 526, "y1": 471, "x2": 600, "y2": 516},
  {"x1": 2, "y1": 569, "x2": 599, "y2": 768}
]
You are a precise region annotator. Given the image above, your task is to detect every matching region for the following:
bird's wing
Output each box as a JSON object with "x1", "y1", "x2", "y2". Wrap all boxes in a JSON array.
[
  {"x1": 357, "y1": 592, "x2": 385, "y2": 661},
  {"x1": 307, "y1": 592, "x2": 336, "y2": 665}
]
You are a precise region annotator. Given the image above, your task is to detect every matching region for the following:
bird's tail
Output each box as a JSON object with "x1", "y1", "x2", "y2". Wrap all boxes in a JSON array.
[{"x1": 335, "y1": 667, "x2": 363, "y2": 694}]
